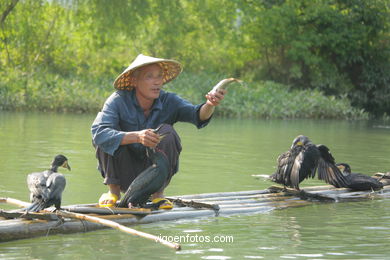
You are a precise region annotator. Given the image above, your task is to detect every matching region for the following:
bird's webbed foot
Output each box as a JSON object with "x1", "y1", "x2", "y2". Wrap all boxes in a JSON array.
[
  {"x1": 128, "y1": 202, "x2": 140, "y2": 209},
  {"x1": 49, "y1": 207, "x2": 61, "y2": 213},
  {"x1": 19, "y1": 210, "x2": 29, "y2": 218}
]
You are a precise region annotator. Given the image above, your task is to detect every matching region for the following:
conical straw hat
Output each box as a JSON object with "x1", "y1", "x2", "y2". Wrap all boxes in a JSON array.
[{"x1": 113, "y1": 54, "x2": 183, "y2": 90}]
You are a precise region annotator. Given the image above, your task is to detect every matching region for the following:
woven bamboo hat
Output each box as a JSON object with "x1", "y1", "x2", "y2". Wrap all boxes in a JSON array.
[{"x1": 113, "y1": 54, "x2": 183, "y2": 90}]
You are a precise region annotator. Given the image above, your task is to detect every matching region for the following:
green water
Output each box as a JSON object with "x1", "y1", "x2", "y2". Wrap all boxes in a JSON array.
[{"x1": 0, "y1": 111, "x2": 389, "y2": 259}]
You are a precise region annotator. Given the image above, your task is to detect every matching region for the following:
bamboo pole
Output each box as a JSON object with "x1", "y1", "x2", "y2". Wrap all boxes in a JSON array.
[
  {"x1": 57, "y1": 210, "x2": 181, "y2": 251},
  {"x1": 62, "y1": 206, "x2": 151, "y2": 216},
  {"x1": 176, "y1": 189, "x2": 271, "y2": 199},
  {"x1": 267, "y1": 186, "x2": 336, "y2": 201},
  {"x1": 176, "y1": 192, "x2": 291, "y2": 202},
  {"x1": 166, "y1": 197, "x2": 220, "y2": 216},
  {"x1": 0, "y1": 197, "x2": 30, "y2": 208},
  {"x1": 0, "y1": 210, "x2": 59, "y2": 220}
]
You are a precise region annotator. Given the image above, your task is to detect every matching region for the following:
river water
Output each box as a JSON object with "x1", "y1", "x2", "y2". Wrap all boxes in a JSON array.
[{"x1": 0, "y1": 111, "x2": 389, "y2": 259}]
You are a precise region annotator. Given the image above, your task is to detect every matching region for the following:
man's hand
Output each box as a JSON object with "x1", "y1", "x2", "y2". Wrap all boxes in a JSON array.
[
  {"x1": 137, "y1": 129, "x2": 160, "y2": 147},
  {"x1": 199, "y1": 89, "x2": 227, "y2": 121},
  {"x1": 205, "y1": 89, "x2": 227, "y2": 107}
]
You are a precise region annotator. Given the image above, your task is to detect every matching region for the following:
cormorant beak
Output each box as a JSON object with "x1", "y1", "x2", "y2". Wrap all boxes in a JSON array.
[
  {"x1": 336, "y1": 164, "x2": 346, "y2": 174},
  {"x1": 62, "y1": 161, "x2": 71, "y2": 171},
  {"x1": 154, "y1": 124, "x2": 164, "y2": 133},
  {"x1": 154, "y1": 125, "x2": 168, "y2": 142},
  {"x1": 291, "y1": 141, "x2": 303, "y2": 148},
  {"x1": 145, "y1": 134, "x2": 167, "y2": 158},
  {"x1": 159, "y1": 134, "x2": 167, "y2": 141}
]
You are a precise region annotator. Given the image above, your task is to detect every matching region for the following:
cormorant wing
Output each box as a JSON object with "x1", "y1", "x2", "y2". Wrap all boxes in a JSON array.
[
  {"x1": 46, "y1": 173, "x2": 66, "y2": 199},
  {"x1": 119, "y1": 165, "x2": 160, "y2": 207},
  {"x1": 316, "y1": 145, "x2": 348, "y2": 188},
  {"x1": 273, "y1": 150, "x2": 295, "y2": 184},
  {"x1": 290, "y1": 144, "x2": 319, "y2": 189},
  {"x1": 27, "y1": 171, "x2": 50, "y2": 200},
  {"x1": 132, "y1": 165, "x2": 161, "y2": 189},
  {"x1": 26, "y1": 171, "x2": 53, "y2": 211}
]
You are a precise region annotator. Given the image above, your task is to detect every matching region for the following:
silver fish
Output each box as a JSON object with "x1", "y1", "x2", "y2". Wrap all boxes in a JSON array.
[{"x1": 210, "y1": 78, "x2": 242, "y2": 95}]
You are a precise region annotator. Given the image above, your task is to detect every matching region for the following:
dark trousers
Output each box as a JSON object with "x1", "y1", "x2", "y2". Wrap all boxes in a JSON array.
[{"x1": 95, "y1": 124, "x2": 182, "y2": 192}]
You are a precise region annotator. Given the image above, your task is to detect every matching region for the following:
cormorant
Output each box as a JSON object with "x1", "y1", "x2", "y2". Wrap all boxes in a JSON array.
[
  {"x1": 270, "y1": 135, "x2": 347, "y2": 190},
  {"x1": 26, "y1": 155, "x2": 71, "y2": 212},
  {"x1": 335, "y1": 163, "x2": 383, "y2": 191},
  {"x1": 117, "y1": 146, "x2": 170, "y2": 208}
]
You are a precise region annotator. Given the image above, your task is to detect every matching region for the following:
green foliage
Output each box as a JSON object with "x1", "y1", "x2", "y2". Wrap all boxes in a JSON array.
[
  {"x1": 0, "y1": 66, "x2": 113, "y2": 113},
  {"x1": 0, "y1": 0, "x2": 388, "y2": 117},
  {"x1": 169, "y1": 73, "x2": 367, "y2": 119},
  {"x1": 0, "y1": 67, "x2": 367, "y2": 119},
  {"x1": 238, "y1": 0, "x2": 390, "y2": 115}
]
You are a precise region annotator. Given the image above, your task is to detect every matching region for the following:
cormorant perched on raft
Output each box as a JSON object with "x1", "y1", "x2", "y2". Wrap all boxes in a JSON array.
[
  {"x1": 335, "y1": 163, "x2": 383, "y2": 191},
  {"x1": 117, "y1": 146, "x2": 170, "y2": 209},
  {"x1": 270, "y1": 135, "x2": 347, "y2": 190},
  {"x1": 26, "y1": 155, "x2": 71, "y2": 212}
]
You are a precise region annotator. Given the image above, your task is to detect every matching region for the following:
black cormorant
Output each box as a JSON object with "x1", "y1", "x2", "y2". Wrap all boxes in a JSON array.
[
  {"x1": 270, "y1": 135, "x2": 347, "y2": 190},
  {"x1": 26, "y1": 154, "x2": 71, "y2": 212},
  {"x1": 117, "y1": 146, "x2": 170, "y2": 208},
  {"x1": 335, "y1": 163, "x2": 383, "y2": 191}
]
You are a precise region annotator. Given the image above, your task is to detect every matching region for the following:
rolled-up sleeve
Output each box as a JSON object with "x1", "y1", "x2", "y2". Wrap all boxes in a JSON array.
[
  {"x1": 172, "y1": 95, "x2": 211, "y2": 129},
  {"x1": 91, "y1": 96, "x2": 126, "y2": 156}
]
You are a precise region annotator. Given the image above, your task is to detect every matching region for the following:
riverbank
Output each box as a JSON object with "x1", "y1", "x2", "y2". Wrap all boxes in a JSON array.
[{"x1": 0, "y1": 71, "x2": 368, "y2": 119}]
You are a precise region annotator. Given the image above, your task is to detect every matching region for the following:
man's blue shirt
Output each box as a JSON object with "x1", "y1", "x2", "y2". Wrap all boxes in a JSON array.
[{"x1": 91, "y1": 89, "x2": 210, "y2": 155}]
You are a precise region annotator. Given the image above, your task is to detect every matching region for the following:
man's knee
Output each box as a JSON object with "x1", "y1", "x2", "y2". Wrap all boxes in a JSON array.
[{"x1": 157, "y1": 124, "x2": 176, "y2": 136}]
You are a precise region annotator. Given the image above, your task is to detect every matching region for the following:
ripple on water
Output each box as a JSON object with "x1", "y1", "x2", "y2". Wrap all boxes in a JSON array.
[
  {"x1": 326, "y1": 252, "x2": 347, "y2": 256},
  {"x1": 183, "y1": 229, "x2": 204, "y2": 233},
  {"x1": 176, "y1": 249, "x2": 205, "y2": 255},
  {"x1": 209, "y1": 248, "x2": 224, "y2": 252},
  {"x1": 201, "y1": 256, "x2": 231, "y2": 260}
]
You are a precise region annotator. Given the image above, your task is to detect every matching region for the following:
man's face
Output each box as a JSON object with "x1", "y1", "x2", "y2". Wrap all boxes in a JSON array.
[{"x1": 134, "y1": 64, "x2": 164, "y2": 101}]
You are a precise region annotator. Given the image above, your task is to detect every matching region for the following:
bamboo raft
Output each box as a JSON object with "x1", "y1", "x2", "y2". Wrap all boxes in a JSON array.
[{"x1": 1, "y1": 173, "x2": 389, "y2": 243}]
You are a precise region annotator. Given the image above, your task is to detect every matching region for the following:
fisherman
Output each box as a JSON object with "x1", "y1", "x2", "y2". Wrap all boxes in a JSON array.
[{"x1": 91, "y1": 54, "x2": 226, "y2": 209}]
